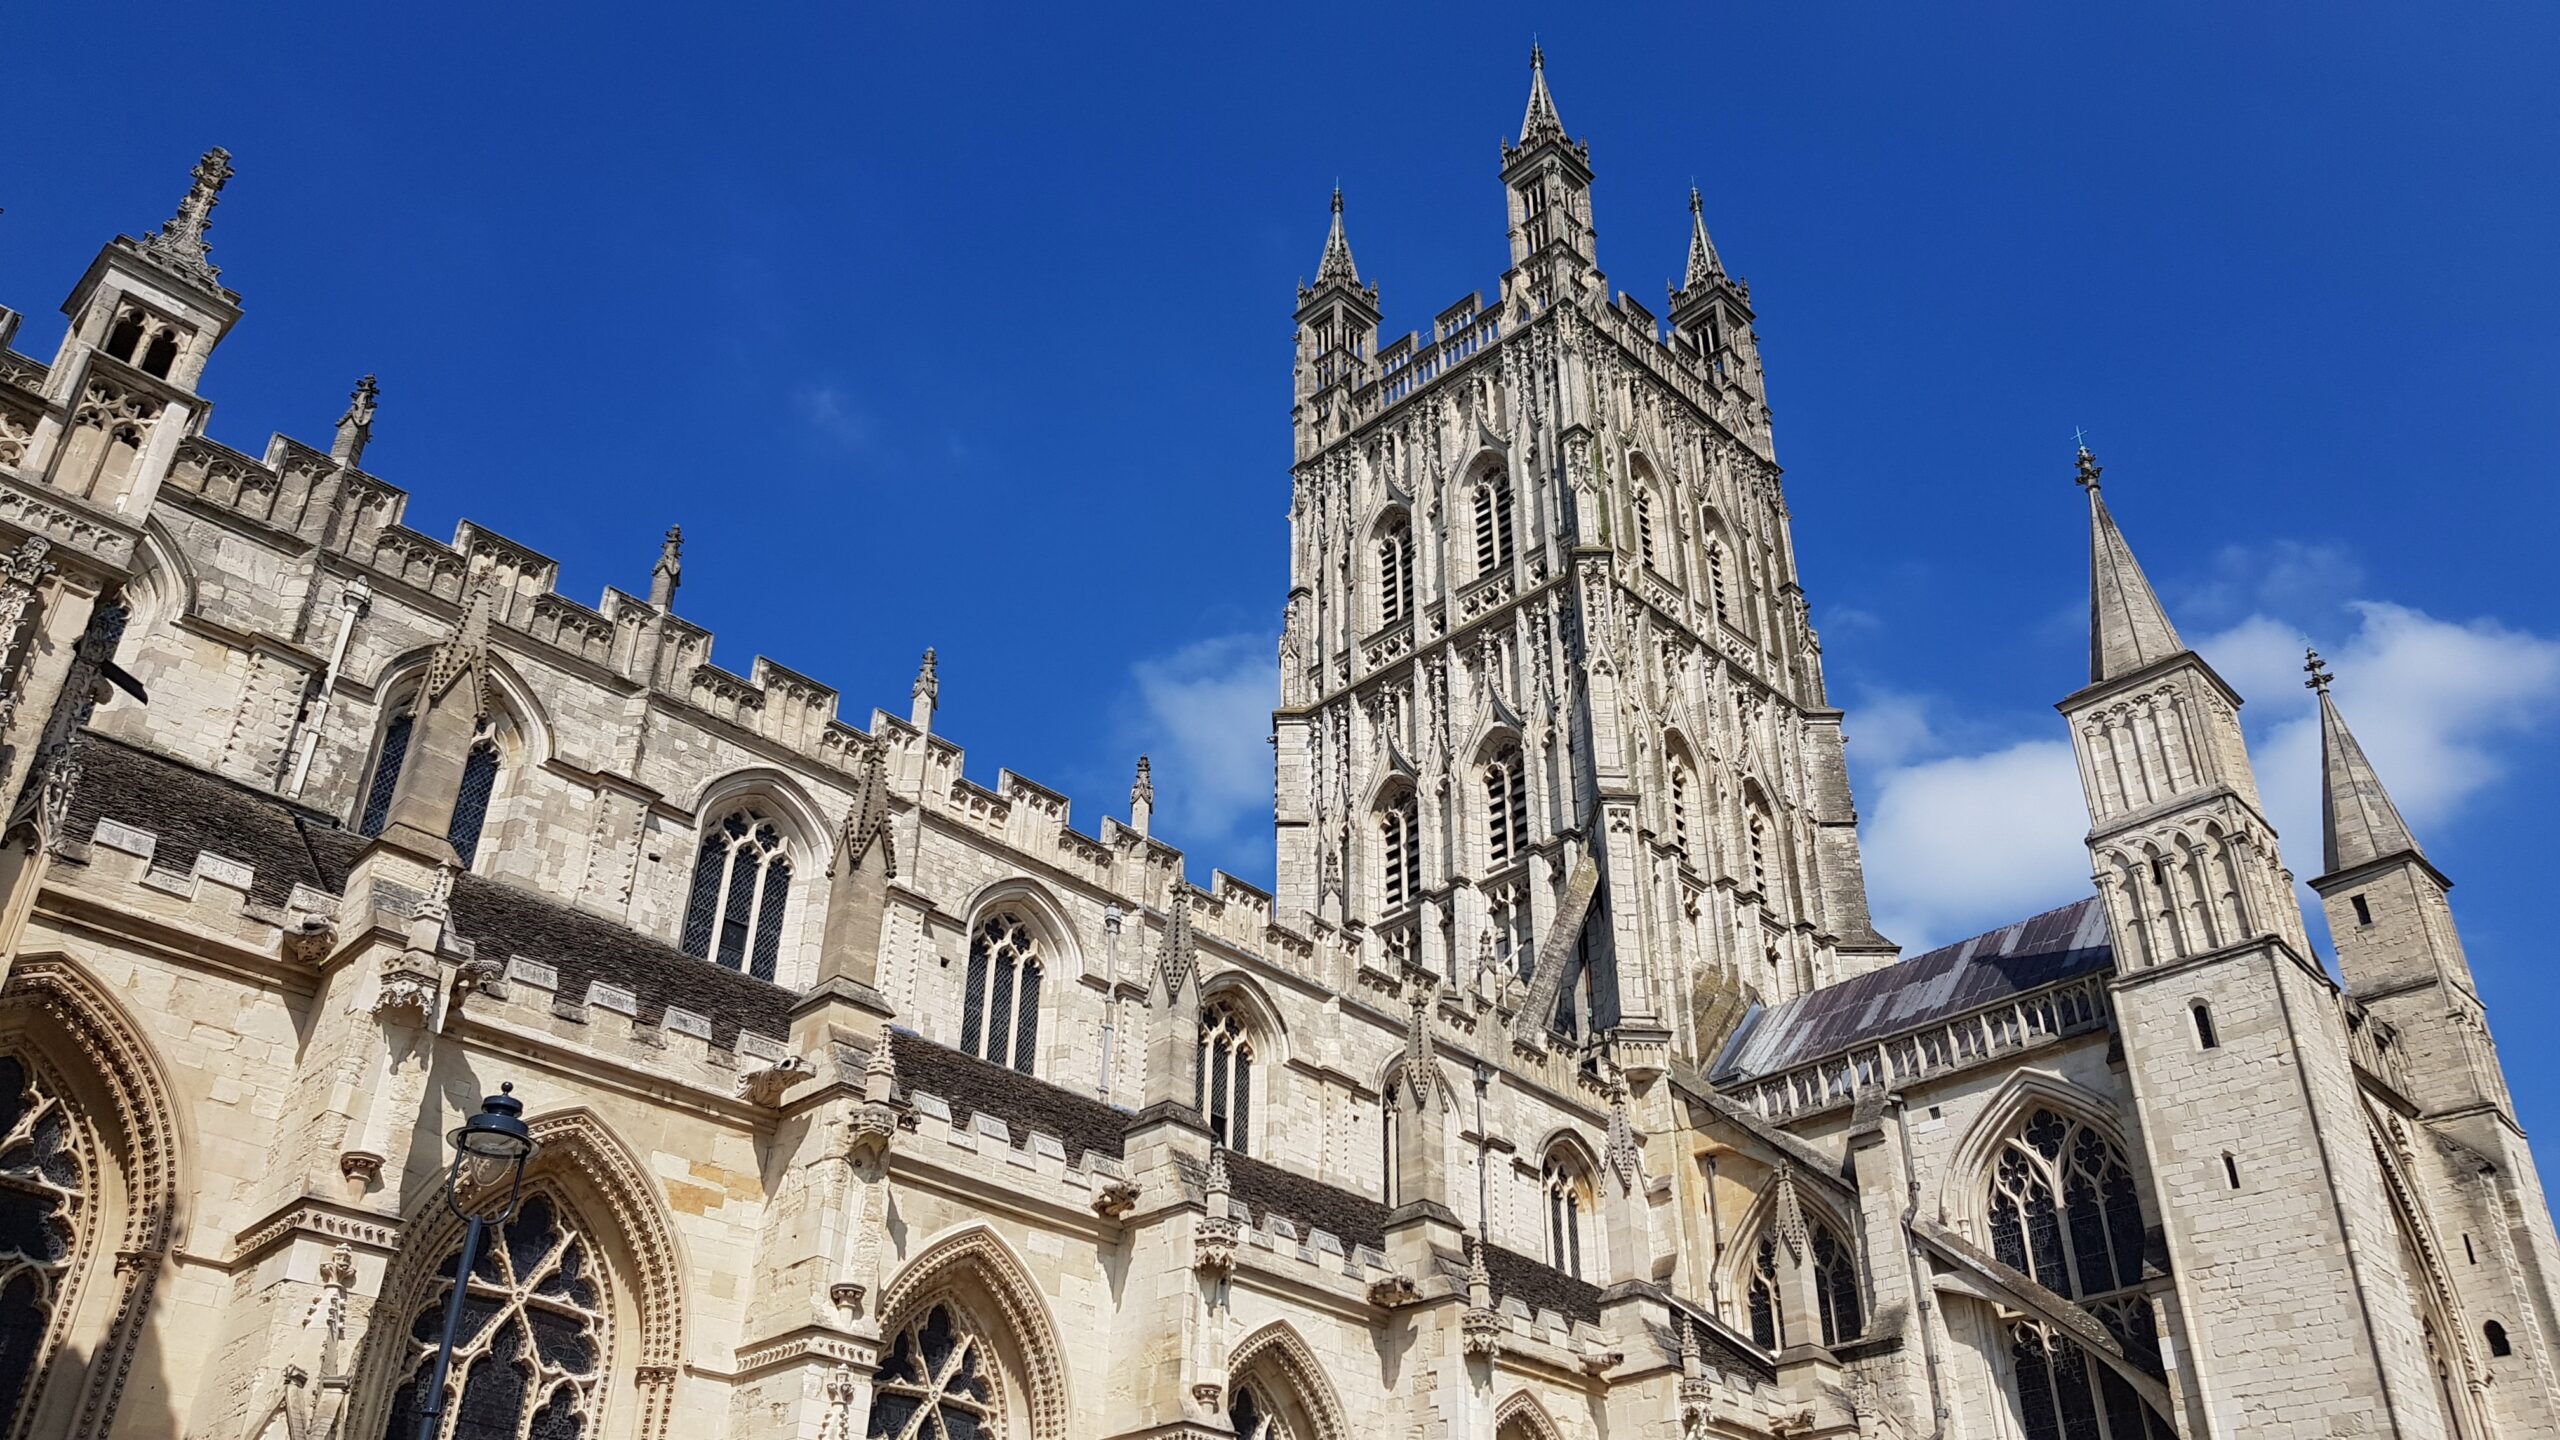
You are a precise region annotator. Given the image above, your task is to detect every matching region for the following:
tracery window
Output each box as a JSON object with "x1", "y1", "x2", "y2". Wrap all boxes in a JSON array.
[
  {"x1": 869, "y1": 1303, "x2": 1001, "y2": 1440},
  {"x1": 960, "y1": 913, "x2": 1043, "y2": 1074},
  {"x1": 1484, "y1": 744, "x2": 1528, "y2": 865},
  {"x1": 1542, "y1": 1149, "x2": 1590, "y2": 1280},
  {"x1": 1743, "y1": 1216, "x2": 1863, "y2": 1350},
  {"x1": 1380, "y1": 791, "x2": 1420, "y2": 911},
  {"x1": 0, "y1": 1054, "x2": 85, "y2": 1434},
  {"x1": 1473, "y1": 477, "x2": 1513, "y2": 577},
  {"x1": 1198, "y1": 1000, "x2": 1255, "y2": 1154},
  {"x1": 1987, "y1": 1109, "x2": 2172, "y2": 1440},
  {"x1": 1377, "y1": 517, "x2": 1414, "y2": 629},
  {"x1": 359, "y1": 710, "x2": 504, "y2": 869},
  {"x1": 381, "y1": 1192, "x2": 607, "y2": 1440},
  {"x1": 680, "y1": 808, "x2": 793, "y2": 982},
  {"x1": 1227, "y1": 1378, "x2": 1297, "y2": 1440}
]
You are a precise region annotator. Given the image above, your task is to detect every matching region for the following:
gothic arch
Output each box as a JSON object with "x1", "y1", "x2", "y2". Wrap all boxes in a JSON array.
[
  {"x1": 685, "y1": 766, "x2": 830, "y2": 861},
  {"x1": 1492, "y1": 1388, "x2": 1566, "y2": 1440},
  {"x1": 1199, "y1": 968, "x2": 1289, "y2": 1070},
  {"x1": 1718, "y1": 1169, "x2": 1860, "y2": 1298},
  {"x1": 113, "y1": 522, "x2": 194, "y2": 666},
  {"x1": 1937, "y1": 1070, "x2": 2145, "y2": 1235},
  {"x1": 2369, "y1": 1115, "x2": 2489, "y2": 1406},
  {"x1": 876, "y1": 1223, "x2": 1070, "y2": 1440},
  {"x1": 1228, "y1": 1320, "x2": 1348, "y2": 1440},
  {"x1": 364, "y1": 643, "x2": 557, "y2": 771},
  {"x1": 0, "y1": 956, "x2": 185, "y2": 1440},
  {"x1": 351, "y1": 1105, "x2": 689, "y2": 1440}
]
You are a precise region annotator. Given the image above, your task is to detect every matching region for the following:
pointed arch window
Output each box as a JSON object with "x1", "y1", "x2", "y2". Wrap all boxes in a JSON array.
[
  {"x1": 1473, "y1": 476, "x2": 1514, "y2": 577},
  {"x1": 1227, "y1": 1379, "x2": 1298, "y2": 1440},
  {"x1": 680, "y1": 808, "x2": 793, "y2": 981},
  {"x1": 960, "y1": 913, "x2": 1043, "y2": 1075},
  {"x1": 1484, "y1": 744, "x2": 1528, "y2": 866},
  {"x1": 1987, "y1": 1109, "x2": 2145, "y2": 1301},
  {"x1": 1198, "y1": 1000, "x2": 1256, "y2": 1154},
  {"x1": 1380, "y1": 791, "x2": 1420, "y2": 911},
  {"x1": 1706, "y1": 541, "x2": 1731, "y2": 625},
  {"x1": 1377, "y1": 516, "x2": 1414, "y2": 629},
  {"x1": 381, "y1": 1191, "x2": 607, "y2": 1440},
  {"x1": 1634, "y1": 490, "x2": 1658, "y2": 570},
  {"x1": 1742, "y1": 1214, "x2": 1863, "y2": 1350},
  {"x1": 359, "y1": 708, "x2": 505, "y2": 868},
  {"x1": 0, "y1": 1054, "x2": 86, "y2": 1435},
  {"x1": 1542, "y1": 1148, "x2": 1591, "y2": 1280},
  {"x1": 868, "y1": 1302, "x2": 1001, "y2": 1440}
]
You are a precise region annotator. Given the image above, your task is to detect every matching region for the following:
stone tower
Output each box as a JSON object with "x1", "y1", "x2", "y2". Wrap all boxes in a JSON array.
[
  {"x1": 2061, "y1": 449, "x2": 2480, "y2": 1436},
  {"x1": 1270, "y1": 50, "x2": 1892, "y2": 1082}
]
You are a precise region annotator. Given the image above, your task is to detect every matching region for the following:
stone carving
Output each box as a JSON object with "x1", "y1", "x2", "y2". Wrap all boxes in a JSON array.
[
  {"x1": 333, "y1": 374, "x2": 377, "y2": 467},
  {"x1": 831, "y1": 739, "x2": 895, "y2": 879},
  {"x1": 140, "y1": 147, "x2": 234, "y2": 287},
  {"x1": 1091, "y1": 1179, "x2": 1139, "y2": 1220},
  {"x1": 735, "y1": 1053, "x2": 808, "y2": 1107},
  {"x1": 1195, "y1": 1147, "x2": 1238, "y2": 1275},
  {"x1": 368, "y1": 971, "x2": 436, "y2": 1027},
  {"x1": 1461, "y1": 1239, "x2": 1502, "y2": 1357},
  {"x1": 1158, "y1": 885, "x2": 1197, "y2": 1004}
]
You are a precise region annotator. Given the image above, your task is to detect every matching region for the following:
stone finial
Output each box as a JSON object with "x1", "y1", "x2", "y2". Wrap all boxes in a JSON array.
[
  {"x1": 141, "y1": 147, "x2": 234, "y2": 288},
  {"x1": 2304, "y1": 647, "x2": 2334, "y2": 693},
  {"x1": 831, "y1": 740, "x2": 895, "y2": 880},
  {"x1": 422, "y1": 577, "x2": 496, "y2": 722},
  {"x1": 1129, "y1": 755, "x2": 1154, "y2": 837},
  {"x1": 1773, "y1": 1164, "x2": 1809, "y2": 1263},
  {"x1": 1604, "y1": 1070, "x2": 1643, "y2": 1195},
  {"x1": 1681, "y1": 185, "x2": 1726, "y2": 290},
  {"x1": 2074, "y1": 444, "x2": 2104, "y2": 493},
  {"x1": 1205, "y1": 1145, "x2": 1230, "y2": 1202},
  {"x1": 910, "y1": 647, "x2": 939, "y2": 729},
  {"x1": 864, "y1": 1028, "x2": 898, "y2": 1093},
  {"x1": 649, "y1": 525, "x2": 683, "y2": 610},
  {"x1": 1519, "y1": 44, "x2": 1568, "y2": 146},
  {"x1": 1466, "y1": 1236, "x2": 1491, "y2": 1304},
  {"x1": 1157, "y1": 885, "x2": 1197, "y2": 1003},
  {"x1": 1314, "y1": 188, "x2": 1362, "y2": 289},
  {"x1": 332, "y1": 375, "x2": 377, "y2": 468},
  {"x1": 1677, "y1": 1314, "x2": 1701, "y2": 1375}
]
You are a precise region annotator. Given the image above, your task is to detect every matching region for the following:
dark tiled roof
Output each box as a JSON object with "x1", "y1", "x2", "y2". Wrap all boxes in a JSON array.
[
  {"x1": 66, "y1": 733, "x2": 357, "y2": 906},
  {"x1": 65, "y1": 733, "x2": 794, "y2": 1050},
  {"x1": 1711, "y1": 897, "x2": 2113, "y2": 1083},
  {"x1": 1222, "y1": 1150, "x2": 1390, "y2": 1251},
  {"x1": 893, "y1": 1032, "x2": 1131, "y2": 1166},
  {"x1": 1479, "y1": 1241, "x2": 1603, "y2": 1325}
]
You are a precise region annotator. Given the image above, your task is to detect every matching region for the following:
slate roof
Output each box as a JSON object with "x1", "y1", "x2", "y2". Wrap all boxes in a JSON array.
[
  {"x1": 1710, "y1": 897, "x2": 2113, "y2": 1084},
  {"x1": 894, "y1": 1030, "x2": 1131, "y2": 1167}
]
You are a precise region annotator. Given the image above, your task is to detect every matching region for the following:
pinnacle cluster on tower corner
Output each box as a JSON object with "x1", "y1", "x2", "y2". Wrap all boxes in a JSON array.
[{"x1": 0, "y1": 44, "x2": 2547, "y2": 1440}]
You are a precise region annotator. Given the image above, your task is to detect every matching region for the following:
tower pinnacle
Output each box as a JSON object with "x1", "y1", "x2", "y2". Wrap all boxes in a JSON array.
[
  {"x1": 332, "y1": 375, "x2": 378, "y2": 468},
  {"x1": 2078, "y1": 447, "x2": 2184, "y2": 684},
  {"x1": 1682, "y1": 185, "x2": 1726, "y2": 289},
  {"x1": 650, "y1": 525, "x2": 683, "y2": 609},
  {"x1": 1520, "y1": 44, "x2": 1567, "y2": 145},
  {"x1": 139, "y1": 147, "x2": 233, "y2": 289},
  {"x1": 2310, "y1": 650, "x2": 2424, "y2": 875},
  {"x1": 1315, "y1": 187, "x2": 1361, "y2": 288}
]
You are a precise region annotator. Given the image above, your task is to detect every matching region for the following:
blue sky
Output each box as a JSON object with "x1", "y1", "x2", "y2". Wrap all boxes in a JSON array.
[{"x1": 9, "y1": 6, "x2": 2560, "y2": 1155}]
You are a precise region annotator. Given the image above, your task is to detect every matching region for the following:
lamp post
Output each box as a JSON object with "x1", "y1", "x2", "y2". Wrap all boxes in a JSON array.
[{"x1": 415, "y1": 1082, "x2": 537, "y2": 1440}]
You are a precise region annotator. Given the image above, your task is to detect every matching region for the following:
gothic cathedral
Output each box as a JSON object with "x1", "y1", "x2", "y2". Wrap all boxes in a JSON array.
[{"x1": 0, "y1": 50, "x2": 2548, "y2": 1440}]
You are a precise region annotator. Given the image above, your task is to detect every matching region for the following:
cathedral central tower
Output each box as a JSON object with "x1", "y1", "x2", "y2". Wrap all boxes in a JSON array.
[{"x1": 1271, "y1": 51, "x2": 1893, "y2": 1072}]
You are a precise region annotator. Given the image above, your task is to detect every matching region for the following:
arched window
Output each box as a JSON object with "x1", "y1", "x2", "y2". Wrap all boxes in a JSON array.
[
  {"x1": 1484, "y1": 744, "x2": 1528, "y2": 865},
  {"x1": 1379, "y1": 791, "x2": 1420, "y2": 911},
  {"x1": 381, "y1": 1191, "x2": 607, "y2": 1440},
  {"x1": 680, "y1": 808, "x2": 794, "y2": 982},
  {"x1": 1198, "y1": 1000, "x2": 1256, "y2": 1154},
  {"x1": 1542, "y1": 1148, "x2": 1592, "y2": 1280},
  {"x1": 1987, "y1": 1109, "x2": 2144, "y2": 1300},
  {"x1": 1705, "y1": 534, "x2": 1732, "y2": 625},
  {"x1": 2190, "y1": 1002, "x2": 2218, "y2": 1050},
  {"x1": 1473, "y1": 476, "x2": 1514, "y2": 577},
  {"x1": 0, "y1": 1054, "x2": 85, "y2": 1433},
  {"x1": 1668, "y1": 751, "x2": 1694, "y2": 862},
  {"x1": 1747, "y1": 810, "x2": 1770, "y2": 895},
  {"x1": 1987, "y1": 1109, "x2": 2173, "y2": 1440},
  {"x1": 359, "y1": 707, "x2": 506, "y2": 869},
  {"x1": 961, "y1": 913, "x2": 1043, "y2": 1075},
  {"x1": 1228, "y1": 1378, "x2": 1299, "y2": 1440},
  {"x1": 1634, "y1": 490, "x2": 1658, "y2": 569},
  {"x1": 868, "y1": 1302, "x2": 1001, "y2": 1440},
  {"x1": 2486, "y1": 1320, "x2": 2512, "y2": 1358},
  {"x1": 1376, "y1": 515, "x2": 1414, "y2": 628},
  {"x1": 1743, "y1": 1212, "x2": 1863, "y2": 1351}
]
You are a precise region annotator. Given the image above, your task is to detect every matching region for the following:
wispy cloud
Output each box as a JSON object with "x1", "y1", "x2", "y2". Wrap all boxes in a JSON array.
[
  {"x1": 1852, "y1": 557, "x2": 2560, "y2": 953},
  {"x1": 791, "y1": 383, "x2": 873, "y2": 450},
  {"x1": 1121, "y1": 632, "x2": 1278, "y2": 867}
]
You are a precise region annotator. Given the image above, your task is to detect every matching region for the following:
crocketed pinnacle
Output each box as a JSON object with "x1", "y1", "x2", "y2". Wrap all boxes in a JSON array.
[
  {"x1": 2078, "y1": 447, "x2": 2184, "y2": 684},
  {"x1": 1314, "y1": 187, "x2": 1361, "y2": 288},
  {"x1": 1683, "y1": 186, "x2": 1726, "y2": 288},
  {"x1": 141, "y1": 147, "x2": 233, "y2": 288},
  {"x1": 2308, "y1": 650, "x2": 2425, "y2": 875},
  {"x1": 1519, "y1": 44, "x2": 1568, "y2": 146}
]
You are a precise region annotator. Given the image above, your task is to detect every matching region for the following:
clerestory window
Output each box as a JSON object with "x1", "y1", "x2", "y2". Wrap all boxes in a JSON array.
[
  {"x1": 680, "y1": 808, "x2": 793, "y2": 981},
  {"x1": 1197, "y1": 1000, "x2": 1256, "y2": 1154},
  {"x1": 960, "y1": 912, "x2": 1043, "y2": 1075}
]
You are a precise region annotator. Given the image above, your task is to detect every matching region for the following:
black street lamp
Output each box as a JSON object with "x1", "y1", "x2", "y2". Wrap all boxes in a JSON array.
[{"x1": 415, "y1": 1082, "x2": 538, "y2": 1440}]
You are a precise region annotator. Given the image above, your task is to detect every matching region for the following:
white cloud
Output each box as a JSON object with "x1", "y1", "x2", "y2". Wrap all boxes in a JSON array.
[
  {"x1": 791, "y1": 383, "x2": 872, "y2": 449},
  {"x1": 1124, "y1": 632, "x2": 1278, "y2": 860},
  {"x1": 1853, "y1": 594, "x2": 2560, "y2": 956}
]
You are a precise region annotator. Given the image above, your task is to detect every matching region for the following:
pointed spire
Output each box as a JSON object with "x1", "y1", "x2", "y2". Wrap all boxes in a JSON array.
[
  {"x1": 140, "y1": 147, "x2": 234, "y2": 289},
  {"x1": 1314, "y1": 187, "x2": 1362, "y2": 288},
  {"x1": 1205, "y1": 1144, "x2": 1231, "y2": 1202},
  {"x1": 1402, "y1": 975, "x2": 1438, "y2": 1109},
  {"x1": 1683, "y1": 186, "x2": 1726, "y2": 289},
  {"x1": 1157, "y1": 884, "x2": 1197, "y2": 1003},
  {"x1": 2077, "y1": 447, "x2": 2185, "y2": 684},
  {"x1": 332, "y1": 375, "x2": 378, "y2": 468},
  {"x1": 832, "y1": 740, "x2": 896, "y2": 880},
  {"x1": 2308, "y1": 650, "x2": 2424, "y2": 875},
  {"x1": 649, "y1": 525, "x2": 683, "y2": 609},
  {"x1": 1519, "y1": 44, "x2": 1568, "y2": 146}
]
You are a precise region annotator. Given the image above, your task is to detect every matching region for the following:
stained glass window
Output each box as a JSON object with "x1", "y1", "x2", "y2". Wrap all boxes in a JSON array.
[
  {"x1": 381, "y1": 1192, "x2": 606, "y2": 1440},
  {"x1": 960, "y1": 915, "x2": 1042, "y2": 1075},
  {"x1": 0, "y1": 1055, "x2": 84, "y2": 1435},
  {"x1": 680, "y1": 809, "x2": 792, "y2": 981},
  {"x1": 869, "y1": 1303, "x2": 1001, "y2": 1440},
  {"x1": 1744, "y1": 1212, "x2": 1862, "y2": 1350},
  {"x1": 1198, "y1": 1003, "x2": 1255, "y2": 1154}
]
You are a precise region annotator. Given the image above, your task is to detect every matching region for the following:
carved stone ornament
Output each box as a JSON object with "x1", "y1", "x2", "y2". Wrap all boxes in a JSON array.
[
  {"x1": 368, "y1": 971, "x2": 437, "y2": 1027},
  {"x1": 420, "y1": 579, "x2": 495, "y2": 723},
  {"x1": 1091, "y1": 1179, "x2": 1138, "y2": 1220},
  {"x1": 1773, "y1": 1163, "x2": 1809, "y2": 1263},
  {"x1": 338, "y1": 1150, "x2": 383, "y2": 1187},
  {"x1": 1190, "y1": 1381, "x2": 1225, "y2": 1415},
  {"x1": 827, "y1": 1281, "x2": 866, "y2": 1314},
  {"x1": 1462, "y1": 1304, "x2": 1505, "y2": 1358},
  {"x1": 140, "y1": 147, "x2": 234, "y2": 287},
  {"x1": 830, "y1": 740, "x2": 895, "y2": 879},
  {"x1": 1367, "y1": 1274, "x2": 1421, "y2": 1309},
  {"x1": 1577, "y1": 1346, "x2": 1624, "y2": 1377},
  {"x1": 282, "y1": 910, "x2": 337, "y2": 965},
  {"x1": 1604, "y1": 1070, "x2": 1643, "y2": 1195},
  {"x1": 1194, "y1": 1211, "x2": 1239, "y2": 1275},
  {"x1": 734, "y1": 1053, "x2": 808, "y2": 1107},
  {"x1": 1158, "y1": 886, "x2": 1197, "y2": 1004}
]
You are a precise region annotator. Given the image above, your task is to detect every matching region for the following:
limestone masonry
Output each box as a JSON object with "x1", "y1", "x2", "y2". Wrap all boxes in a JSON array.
[{"x1": 0, "y1": 48, "x2": 2549, "y2": 1440}]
